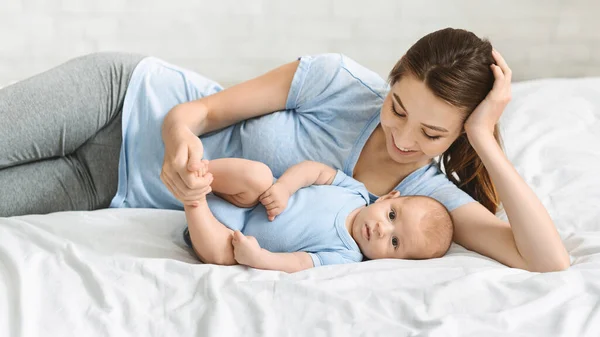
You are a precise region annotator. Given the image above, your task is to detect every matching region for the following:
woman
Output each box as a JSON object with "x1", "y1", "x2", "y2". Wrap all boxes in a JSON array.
[{"x1": 0, "y1": 28, "x2": 569, "y2": 272}]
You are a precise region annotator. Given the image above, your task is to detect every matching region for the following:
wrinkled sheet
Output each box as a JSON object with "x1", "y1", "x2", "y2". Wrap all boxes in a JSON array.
[{"x1": 1, "y1": 77, "x2": 599, "y2": 337}]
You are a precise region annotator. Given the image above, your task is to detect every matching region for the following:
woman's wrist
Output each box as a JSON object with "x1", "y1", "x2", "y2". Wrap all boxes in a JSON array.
[
  {"x1": 166, "y1": 102, "x2": 208, "y2": 136},
  {"x1": 466, "y1": 127, "x2": 496, "y2": 149},
  {"x1": 162, "y1": 118, "x2": 202, "y2": 156},
  {"x1": 464, "y1": 128, "x2": 508, "y2": 172},
  {"x1": 162, "y1": 114, "x2": 186, "y2": 143}
]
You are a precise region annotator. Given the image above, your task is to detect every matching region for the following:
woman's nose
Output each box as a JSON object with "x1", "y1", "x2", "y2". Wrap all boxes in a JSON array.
[{"x1": 392, "y1": 129, "x2": 417, "y2": 149}]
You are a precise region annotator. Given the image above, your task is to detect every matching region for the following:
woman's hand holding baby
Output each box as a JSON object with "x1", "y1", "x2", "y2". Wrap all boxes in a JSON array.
[
  {"x1": 259, "y1": 182, "x2": 291, "y2": 221},
  {"x1": 161, "y1": 124, "x2": 213, "y2": 207},
  {"x1": 193, "y1": 159, "x2": 214, "y2": 200},
  {"x1": 163, "y1": 156, "x2": 213, "y2": 207}
]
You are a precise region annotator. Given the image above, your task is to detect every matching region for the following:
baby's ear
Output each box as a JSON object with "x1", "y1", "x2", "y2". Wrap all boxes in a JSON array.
[{"x1": 375, "y1": 190, "x2": 401, "y2": 203}]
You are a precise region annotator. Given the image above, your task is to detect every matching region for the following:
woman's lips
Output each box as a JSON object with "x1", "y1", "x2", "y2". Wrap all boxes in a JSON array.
[{"x1": 391, "y1": 135, "x2": 417, "y2": 156}]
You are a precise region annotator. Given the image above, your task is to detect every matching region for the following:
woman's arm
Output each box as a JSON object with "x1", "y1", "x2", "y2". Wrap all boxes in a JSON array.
[
  {"x1": 455, "y1": 49, "x2": 570, "y2": 272},
  {"x1": 449, "y1": 139, "x2": 570, "y2": 272},
  {"x1": 163, "y1": 60, "x2": 299, "y2": 136},
  {"x1": 161, "y1": 60, "x2": 300, "y2": 206}
]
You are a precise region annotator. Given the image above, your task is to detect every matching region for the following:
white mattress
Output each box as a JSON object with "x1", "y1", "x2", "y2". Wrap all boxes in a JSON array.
[{"x1": 1, "y1": 77, "x2": 600, "y2": 337}]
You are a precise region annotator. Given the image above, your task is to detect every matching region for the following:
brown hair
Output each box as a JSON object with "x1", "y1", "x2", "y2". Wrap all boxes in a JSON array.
[{"x1": 388, "y1": 27, "x2": 502, "y2": 214}]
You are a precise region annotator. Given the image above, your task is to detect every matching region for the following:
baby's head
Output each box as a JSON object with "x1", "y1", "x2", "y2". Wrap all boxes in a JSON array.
[{"x1": 350, "y1": 191, "x2": 453, "y2": 261}]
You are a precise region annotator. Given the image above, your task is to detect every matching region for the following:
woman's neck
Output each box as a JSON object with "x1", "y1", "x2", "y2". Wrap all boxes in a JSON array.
[
  {"x1": 353, "y1": 124, "x2": 432, "y2": 195},
  {"x1": 365, "y1": 124, "x2": 429, "y2": 171}
]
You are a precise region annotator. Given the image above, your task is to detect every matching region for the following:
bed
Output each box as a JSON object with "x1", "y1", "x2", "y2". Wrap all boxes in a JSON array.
[{"x1": 1, "y1": 77, "x2": 599, "y2": 336}]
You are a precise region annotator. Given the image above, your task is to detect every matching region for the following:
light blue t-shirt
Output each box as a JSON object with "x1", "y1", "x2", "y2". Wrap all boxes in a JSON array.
[
  {"x1": 110, "y1": 53, "x2": 474, "y2": 211},
  {"x1": 200, "y1": 170, "x2": 366, "y2": 267}
]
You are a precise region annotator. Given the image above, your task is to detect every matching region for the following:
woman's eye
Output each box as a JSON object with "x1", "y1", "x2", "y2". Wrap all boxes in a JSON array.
[
  {"x1": 392, "y1": 236, "x2": 399, "y2": 248},
  {"x1": 388, "y1": 210, "x2": 396, "y2": 220},
  {"x1": 422, "y1": 131, "x2": 442, "y2": 140},
  {"x1": 391, "y1": 101, "x2": 439, "y2": 139},
  {"x1": 391, "y1": 102, "x2": 406, "y2": 117}
]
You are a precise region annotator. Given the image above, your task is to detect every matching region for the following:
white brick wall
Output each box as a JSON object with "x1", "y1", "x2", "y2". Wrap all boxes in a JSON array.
[{"x1": 1, "y1": 0, "x2": 599, "y2": 87}]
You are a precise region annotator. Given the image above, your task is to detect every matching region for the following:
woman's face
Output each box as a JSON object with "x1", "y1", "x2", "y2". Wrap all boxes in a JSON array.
[{"x1": 380, "y1": 74, "x2": 466, "y2": 166}]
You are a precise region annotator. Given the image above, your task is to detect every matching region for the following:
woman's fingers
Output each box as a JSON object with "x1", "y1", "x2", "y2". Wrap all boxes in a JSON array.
[
  {"x1": 161, "y1": 174, "x2": 177, "y2": 197},
  {"x1": 163, "y1": 173, "x2": 200, "y2": 206},
  {"x1": 492, "y1": 49, "x2": 512, "y2": 82},
  {"x1": 489, "y1": 62, "x2": 512, "y2": 103},
  {"x1": 161, "y1": 172, "x2": 185, "y2": 198},
  {"x1": 172, "y1": 172, "x2": 196, "y2": 197},
  {"x1": 176, "y1": 170, "x2": 212, "y2": 196},
  {"x1": 180, "y1": 158, "x2": 208, "y2": 189},
  {"x1": 162, "y1": 167, "x2": 214, "y2": 205},
  {"x1": 186, "y1": 141, "x2": 205, "y2": 172},
  {"x1": 489, "y1": 64, "x2": 505, "y2": 91},
  {"x1": 184, "y1": 185, "x2": 212, "y2": 203}
]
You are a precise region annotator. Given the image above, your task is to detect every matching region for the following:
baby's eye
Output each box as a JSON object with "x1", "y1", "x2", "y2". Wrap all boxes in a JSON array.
[
  {"x1": 391, "y1": 236, "x2": 399, "y2": 248},
  {"x1": 388, "y1": 210, "x2": 396, "y2": 220}
]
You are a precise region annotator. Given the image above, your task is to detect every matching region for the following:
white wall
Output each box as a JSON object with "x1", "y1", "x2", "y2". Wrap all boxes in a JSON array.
[{"x1": 1, "y1": 0, "x2": 599, "y2": 87}]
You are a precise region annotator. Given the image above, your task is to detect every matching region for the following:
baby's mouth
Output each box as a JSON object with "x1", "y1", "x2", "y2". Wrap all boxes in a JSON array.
[{"x1": 365, "y1": 224, "x2": 371, "y2": 241}]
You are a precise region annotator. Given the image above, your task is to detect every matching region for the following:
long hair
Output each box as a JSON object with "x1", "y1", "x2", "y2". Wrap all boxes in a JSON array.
[{"x1": 388, "y1": 28, "x2": 502, "y2": 213}]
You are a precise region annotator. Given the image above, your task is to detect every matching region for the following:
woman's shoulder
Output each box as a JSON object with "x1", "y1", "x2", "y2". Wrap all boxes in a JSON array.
[
  {"x1": 338, "y1": 54, "x2": 390, "y2": 95},
  {"x1": 287, "y1": 53, "x2": 389, "y2": 110},
  {"x1": 303, "y1": 53, "x2": 387, "y2": 84}
]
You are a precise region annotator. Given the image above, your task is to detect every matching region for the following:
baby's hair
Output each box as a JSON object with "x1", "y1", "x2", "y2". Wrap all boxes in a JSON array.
[{"x1": 410, "y1": 196, "x2": 454, "y2": 259}]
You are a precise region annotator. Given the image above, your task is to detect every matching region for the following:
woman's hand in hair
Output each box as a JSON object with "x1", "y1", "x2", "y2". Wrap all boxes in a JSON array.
[{"x1": 464, "y1": 48, "x2": 512, "y2": 138}]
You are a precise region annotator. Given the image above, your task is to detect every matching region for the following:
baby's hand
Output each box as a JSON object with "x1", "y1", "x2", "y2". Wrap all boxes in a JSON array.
[
  {"x1": 258, "y1": 182, "x2": 291, "y2": 221},
  {"x1": 231, "y1": 231, "x2": 263, "y2": 267}
]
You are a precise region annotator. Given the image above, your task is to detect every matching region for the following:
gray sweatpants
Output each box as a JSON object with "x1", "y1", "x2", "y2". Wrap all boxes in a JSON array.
[{"x1": 0, "y1": 52, "x2": 145, "y2": 217}]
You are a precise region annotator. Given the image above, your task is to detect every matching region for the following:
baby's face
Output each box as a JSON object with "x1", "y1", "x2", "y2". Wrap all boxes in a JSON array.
[{"x1": 351, "y1": 192, "x2": 429, "y2": 260}]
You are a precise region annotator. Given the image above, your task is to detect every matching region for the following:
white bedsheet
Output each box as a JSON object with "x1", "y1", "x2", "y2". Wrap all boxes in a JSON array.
[{"x1": 1, "y1": 78, "x2": 600, "y2": 337}]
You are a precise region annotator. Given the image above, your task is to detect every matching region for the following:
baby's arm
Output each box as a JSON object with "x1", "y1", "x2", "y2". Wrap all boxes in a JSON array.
[
  {"x1": 231, "y1": 231, "x2": 314, "y2": 273},
  {"x1": 259, "y1": 161, "x2": 337, "y2": 220},
  {"x1": 277, "y1": 160, "x2": 337, "y2": 193}
]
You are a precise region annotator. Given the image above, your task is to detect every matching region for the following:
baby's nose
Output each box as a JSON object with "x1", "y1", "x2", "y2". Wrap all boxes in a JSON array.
[{"x1": 376, "y1": 221, "x2": 391, "y2": 237}]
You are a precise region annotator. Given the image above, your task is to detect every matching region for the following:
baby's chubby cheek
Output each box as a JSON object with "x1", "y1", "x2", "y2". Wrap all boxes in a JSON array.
[{"x1": 362, "y1": 245, "x2": 383, "y2": 260}]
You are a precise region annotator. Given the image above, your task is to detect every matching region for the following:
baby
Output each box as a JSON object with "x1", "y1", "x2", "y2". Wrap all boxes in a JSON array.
[{"x1": 183, "y1": 159, "x2": 454, "y2": 273}]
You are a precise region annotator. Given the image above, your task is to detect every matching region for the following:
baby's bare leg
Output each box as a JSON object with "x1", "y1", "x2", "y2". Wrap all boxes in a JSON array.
[
  {"x1": 184, "y1": 158, "x2": 272, "y2": 264},
  {"x1": 208, "y1": 158, "x2": 273, "y2": 207},
  {"x1": 185, "y1": 201, "x2": 236, "y2": 265}
]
